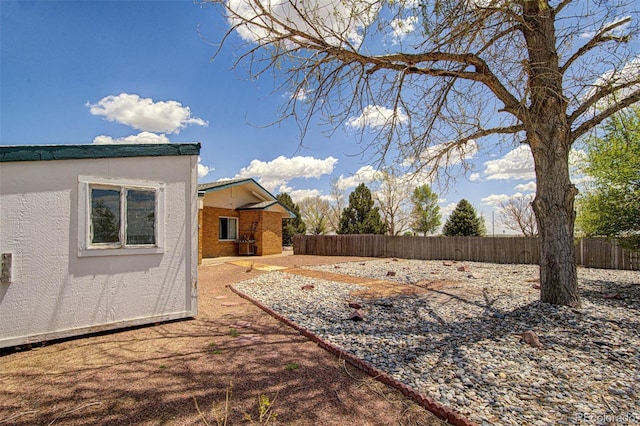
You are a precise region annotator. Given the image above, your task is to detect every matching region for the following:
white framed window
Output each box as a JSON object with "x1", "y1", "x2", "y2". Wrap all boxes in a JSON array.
[
  {"x1": 219, "y1": 217, "x2": 238, "y2": 241},
  {"x1": 78, "y1": 176, "x2": 165, "y2": 257}
]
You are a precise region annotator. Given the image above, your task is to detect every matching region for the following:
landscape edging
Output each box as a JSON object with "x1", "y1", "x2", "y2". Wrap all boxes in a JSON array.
[{"x1": 229, "y1": 284, "x2": 477, "y2": 426}]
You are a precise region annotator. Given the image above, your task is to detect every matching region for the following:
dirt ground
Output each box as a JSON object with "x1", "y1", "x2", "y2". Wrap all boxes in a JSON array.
[{"x1": 0, "y1": 254, "x2": 448, "y2": 425}]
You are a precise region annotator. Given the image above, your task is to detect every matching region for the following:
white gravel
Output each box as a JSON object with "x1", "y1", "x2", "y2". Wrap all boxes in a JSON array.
[{"x1": 233, "y1": 259, "x2": 640, "y2": 426}]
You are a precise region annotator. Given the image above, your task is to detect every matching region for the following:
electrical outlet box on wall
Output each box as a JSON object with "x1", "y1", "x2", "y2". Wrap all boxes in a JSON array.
[{"x1": 1, "y1": 253, "x2": 11, "y2": 284}]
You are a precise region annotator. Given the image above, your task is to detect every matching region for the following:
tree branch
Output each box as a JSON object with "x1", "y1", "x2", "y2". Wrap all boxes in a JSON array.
[
  {"x1": 560, "y1": 17, "x2": 631, "y2": 74},
  {"x1": 569, "y1": 80, "x2": 640, "y2": 127},
  {"x1": 572, "y1": 88, "x2": 640, "y2": 140}
]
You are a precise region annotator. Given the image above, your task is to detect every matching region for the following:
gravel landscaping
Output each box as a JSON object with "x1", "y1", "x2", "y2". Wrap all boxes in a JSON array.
[{"x1": 233, "y1": 259, "x2": 640, "y2": 426}]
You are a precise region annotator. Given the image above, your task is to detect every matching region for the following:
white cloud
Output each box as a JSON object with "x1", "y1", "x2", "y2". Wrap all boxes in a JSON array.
[
  {"x1": 335, "y1": 165, "x2": 380, "y2": 190},
  {"x1": 440, "y1": 202, "x2": 457, "y2": 218},
  {"x1": 235, "y1": 155, "x2": 338, "y2": 192},
  {"x1": 390, "y1": 16, "x2": 418, "y2": 43},
  {"x1": 198, "y1": 157, "x2": 213, "y2": 179},
  {"x1": 514, "y1": 181, "x2": 536, "y2": 192},
  {"x1": 469, "y1": 172, "x2": 481, "y2": 182},
  {"x1": 289, "y1": 88, "x2": 310, "y2": 101},
  {"x1": 586, "y1": 56, "x2": 640, "y2": 106},
  {"x1": 346, "y1": 105, "x2": 408, "y2": 130},
  {"x1": 482, "y1": 145, "x2": 535, "y2": 181},
  {"x1": 227, "y1": 0, "x2": 380, "y2": 48},
  {"x1": 92, "y1": 131, "x2": 170, "y2": 144},
  {"x1": 481, "y1": 146, "x2": 587, "y2": 182},
  {"x1": 87, "y1": 93, "x2": 208, "y2": 134},
  {"x1": 481, "y1": 192, "x2": 525, "y2": 206},
  {"x1": 406, "y1": 139, "x2": 479, "y2": 168},
  {"x1": 288, "y1": 188, "x2": 322, "y2": 203}
]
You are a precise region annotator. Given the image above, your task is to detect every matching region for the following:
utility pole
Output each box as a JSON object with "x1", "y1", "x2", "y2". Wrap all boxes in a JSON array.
[{"x1": 492, "y1": 210, "x2": 495, "y2": 237}]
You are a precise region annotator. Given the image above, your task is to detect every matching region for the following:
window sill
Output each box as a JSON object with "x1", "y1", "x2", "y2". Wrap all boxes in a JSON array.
[{"x1": 78, "y1": 246, "x2": 164, "y2": 257}]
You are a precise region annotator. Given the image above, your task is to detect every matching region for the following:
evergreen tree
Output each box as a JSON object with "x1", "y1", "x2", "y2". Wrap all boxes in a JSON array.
[
  {"x1": 276, "y1": 193, "x2": 306, "y2": 246},
  {"x1": 442, "y1": 200, "x2": 485, "y2": 236},
  {"x1": 410, "y1": 184, "x2": 442, "y2": 236},
  {"x1": 338, "y1": 183, "x2": 387, "y2": 235}
]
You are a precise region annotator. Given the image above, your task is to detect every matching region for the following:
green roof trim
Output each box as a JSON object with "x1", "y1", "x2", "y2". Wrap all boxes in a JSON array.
[{"x1": 0, "y1": 143, "x2": 201, "y2": 163}]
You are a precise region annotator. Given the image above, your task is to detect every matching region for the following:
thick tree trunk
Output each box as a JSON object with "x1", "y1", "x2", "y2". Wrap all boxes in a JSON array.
[
  {"x1": 523, "y1": 1, "x2": 581, "y2": 307},
  {"x1": 530, "y1": 138, "x2": 580, "y2": 307}
]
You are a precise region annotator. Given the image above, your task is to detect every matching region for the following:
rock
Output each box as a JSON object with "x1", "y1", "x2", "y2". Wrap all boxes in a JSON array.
[
  {"x1": 348, "y1": 302, "x2": 362, "y2": 309},
  {"x1": 443, "y1": 261, "x2": 454, "y2": 266},
  {"x1": 520, "y1": 330, "x2": 543, "y2": 348},
  {"x1": 386, "y1": 271, "x2": 396, "y2": 276},
  {"x1": 348, "y1": 310, "x2": 365, "y2": 321},
  {"x1": 301, "y1": 284, "x2": 315, "y2": 290},
  {"x1": 457, "y1": 265, "x2": 469, "y2": 272},
  {"x1": 602, "y1": 292, "x2": 622, "y2": 300},
  {"x1": 493, "y1": 312, "x2": 505, "y2": 319},
  {"x1": 468, "y1": 273, "x2": 483, "y2": 279},
  {"x1": 532, "y1": 284, "x2": 541, "y2": 289}
]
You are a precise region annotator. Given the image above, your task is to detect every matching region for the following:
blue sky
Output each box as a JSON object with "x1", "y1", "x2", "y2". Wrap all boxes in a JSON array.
[{"x1": 2, "y1": 1, "x2": 633, "y2": 234}]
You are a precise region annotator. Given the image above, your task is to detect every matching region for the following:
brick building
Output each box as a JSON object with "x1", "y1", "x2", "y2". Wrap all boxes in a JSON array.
[{"x1": 198, "y1": 178, "x2": 294, "y2": 262}]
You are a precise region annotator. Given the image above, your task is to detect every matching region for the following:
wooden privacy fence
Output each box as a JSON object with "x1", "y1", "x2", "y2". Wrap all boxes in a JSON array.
[
  {"x1": 292, "y1": 235, "x2": 640, "y2": 271},
  {"x1": 575, "y1": 238, "x2": 640, "y2": 270}
]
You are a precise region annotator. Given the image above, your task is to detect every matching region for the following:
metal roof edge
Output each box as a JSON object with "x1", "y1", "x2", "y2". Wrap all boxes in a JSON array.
[{"x1": 0, "y1": 143, "x2": 201, "y2": 162}]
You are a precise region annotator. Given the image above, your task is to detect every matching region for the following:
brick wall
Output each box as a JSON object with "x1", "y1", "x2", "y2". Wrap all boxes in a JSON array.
[
  {"x1": 200, "y1": 207, "x2": 285, "y2": 258},
  {"x1": 261, "y1": 211, "x2": 284, "y2": 255},
  {"x1": 198, "y1": 207, "x2": 203, "y2": 265},
  {"x1": 201, "y1": 206, "x2": 239, "y2": 258}
]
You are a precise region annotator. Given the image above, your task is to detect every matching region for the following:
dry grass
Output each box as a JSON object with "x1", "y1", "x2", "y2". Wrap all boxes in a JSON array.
[{"x1": 0, "y1": 255, "x2": 447, "y2": 425}]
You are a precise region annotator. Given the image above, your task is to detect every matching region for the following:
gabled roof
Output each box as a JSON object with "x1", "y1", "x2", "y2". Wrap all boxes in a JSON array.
[
  {"x1": 197, "y1": 178, "x2": 296, "y2": 218},
  {"x1": 237, "y1": 201, "x2": 280, "y2": 210},
  {"x1": 198, "y1": 177, "x2": 256, "y2": 192}
]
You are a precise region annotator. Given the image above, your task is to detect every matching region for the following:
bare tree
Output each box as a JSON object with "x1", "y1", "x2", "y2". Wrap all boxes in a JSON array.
[
  {"x1": 499, "y1": 195, "x2": 538, "y2": 236},
  {"x1": 209, "y1": 0, "x2": 640, "y2": 307},
  {"x1": 298, "y1": 196, "x2": 331, "y2": 235},
  {"x1": 327, "y1": 178, "x2": 346, "y2": 234},
  {"x1": 372, "y1": 169, "x2": 413, "y2": 235}
]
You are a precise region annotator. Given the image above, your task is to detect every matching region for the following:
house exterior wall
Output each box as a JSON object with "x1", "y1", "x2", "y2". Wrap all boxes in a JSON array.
[
  {"x1": 202, "y1": 185, "x2": 260, "y2": 210},
  {"x1": 261, "y1": 211, "x2": 284, "y2": 255},
  {"x1": 200, "y1": 207, "x2": 285, "y2": 257},
  {"x1": 0, "y1": 145, "x2": 200, "y2": 348},
  {"x1": 201, "y1": 206, "x2": 239, "y2": 257},
  {"x1": 198, "y1": 204, "x2": 204, "y2": 265}
]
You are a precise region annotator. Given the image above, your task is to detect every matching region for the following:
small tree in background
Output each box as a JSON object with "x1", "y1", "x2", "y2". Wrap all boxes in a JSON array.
[
  {"x1": 338, "y1": 183, "x2": 387, "y2": 235},
  {"x1": 410, "y1": 184, "x2": 441, "y2": 236},
  {"x1": 373, "y1": 169, "x2": 412, "y2": 235},
  {"x1": 276, "y1": 193, "x2": 306, "y2": 246},
  {"x1": 298, "y1": 196, "x2": 330, "y2": 235},
  {"x1": 499, "y1": 195, "x2": 538, "y2": 236},
  {"x1": 443, "y1": 199, "x2": 485, "y2": 237},
  {"x1": 577, "y1": 106, "x2": 640, "y2": 249},
  {"x1": 327, "y1": 178, "x2": 346, "y2": 234}
]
